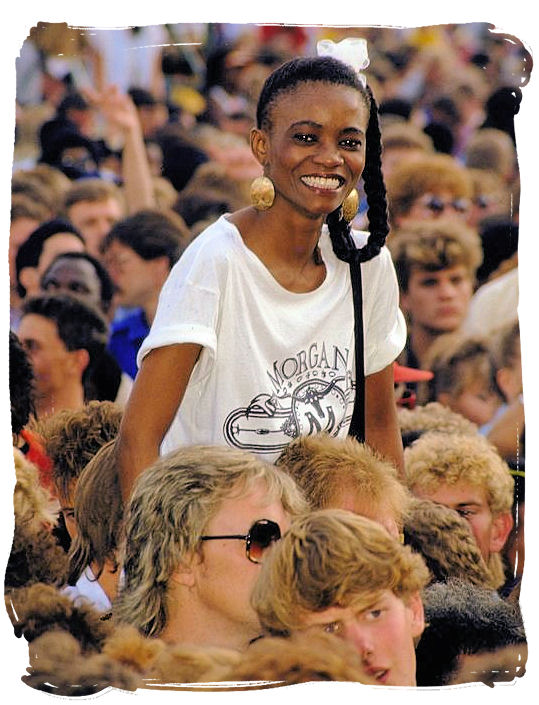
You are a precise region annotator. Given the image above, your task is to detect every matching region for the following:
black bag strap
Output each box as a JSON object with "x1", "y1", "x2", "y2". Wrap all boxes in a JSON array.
[{"x1": 348, "y1": 259, "x2": 365, "y2": 442}]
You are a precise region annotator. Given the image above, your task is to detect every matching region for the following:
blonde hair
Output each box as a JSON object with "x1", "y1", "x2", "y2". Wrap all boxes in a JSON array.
[
  {"x1": 68, "y1": 439, "x2": 123, "y2": 583},
  {"x1": 276, "y1": 432, "x2": 410, "y2": 529},
  {"x1": 114, "y1": 445, "x2": 308, "y2": 637},
  {"x1": 404, "y1": 498, "x2": 496, "y2": 589},
  {"x1": 404, "y1": 432, "x2": 514, "y2": 516},
  {"x1": 387, "y1": 153, "x2": 473, "y2": 224},
  {"x1": 389, "y1": 218, "x2": 483, "y2": 292},
  {"x1": 398, "y1": 402, "x2": 478, "y2": 438},
  {"x1": 251, "y1": 509, "x2": 429, "y2": 634}
]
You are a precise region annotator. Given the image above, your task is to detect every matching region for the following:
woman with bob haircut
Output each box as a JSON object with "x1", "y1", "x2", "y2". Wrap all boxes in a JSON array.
[{"x1": 116, "y1": 40, "x2": 406, "y2": 498}]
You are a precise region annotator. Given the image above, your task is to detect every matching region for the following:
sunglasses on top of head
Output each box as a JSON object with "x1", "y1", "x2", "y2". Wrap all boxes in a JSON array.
[{"x1": 200, "y1": 518, "x2": 281, "y2": 564}]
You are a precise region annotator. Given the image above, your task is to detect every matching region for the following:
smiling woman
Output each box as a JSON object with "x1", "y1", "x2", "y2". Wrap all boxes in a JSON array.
[{"x1": 116, "y1": 47, "x2": 407, "y2": 500}]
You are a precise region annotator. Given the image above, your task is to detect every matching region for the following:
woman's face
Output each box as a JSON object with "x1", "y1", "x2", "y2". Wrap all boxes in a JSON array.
[{"x1": 256, "y1": 82, "x2": 369, "y2": 219}]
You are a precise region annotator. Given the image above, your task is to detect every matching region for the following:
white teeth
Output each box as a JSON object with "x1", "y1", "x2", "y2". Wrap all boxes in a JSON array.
[{"x1": 301, "y1": 175, "x2": 342, "y2": 190}]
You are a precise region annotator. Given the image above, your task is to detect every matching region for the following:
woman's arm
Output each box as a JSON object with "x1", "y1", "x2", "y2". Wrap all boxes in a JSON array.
[
  {"x1": 116, "y1": 342, "x2": 202, "y2": 501},
  {"x1": 365, "y1": 362, "x2": 405, "y2": 479}
]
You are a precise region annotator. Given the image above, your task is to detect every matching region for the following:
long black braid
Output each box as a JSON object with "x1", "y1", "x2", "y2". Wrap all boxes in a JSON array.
[{"x1": 326, "y1": 84, "x2": 389, "y2": 266}]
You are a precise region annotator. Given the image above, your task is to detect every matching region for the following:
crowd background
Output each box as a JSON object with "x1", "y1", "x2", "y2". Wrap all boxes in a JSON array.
[{"x1": 3, "y1": 13, "x2": 537, "y2": 701}]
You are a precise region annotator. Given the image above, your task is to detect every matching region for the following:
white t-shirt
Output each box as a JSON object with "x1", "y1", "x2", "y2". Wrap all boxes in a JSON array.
[
  {"x1": 62, "y1": 566, "x2": 112, "y2": 613},
  {"x1": 138, "y1": 215, "x2": 406, "y2": 463}
]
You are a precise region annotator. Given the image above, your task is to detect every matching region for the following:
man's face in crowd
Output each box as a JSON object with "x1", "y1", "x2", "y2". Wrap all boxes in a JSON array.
[
  {"x1": 67, "y1": 197, "x2": 123, "y2": 259},
  {"x1": 186, "y1": 480, "x2": 290, "y2": 639},
  {"x1": 412, "y1": 480, "x2": 512, "y2": 562},
  {"x1": 18, "y1": 314, "x2": 79, "y2": 400},
  {"x1": 41, "y1": 256, "x2": 104, "y2": 312},
  {"x1": 299, "y1": 589, "x2": 424, "y2": 686},
  {"x1": 401, "y1": 265, "x2": 473, "y2": 334},
  {"x1": 103, "y1": 240, "x2": 161, "y2": 310}
]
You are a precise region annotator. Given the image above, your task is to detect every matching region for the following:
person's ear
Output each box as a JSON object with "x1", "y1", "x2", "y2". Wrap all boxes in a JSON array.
[
  {"x1": 19, "y1": 267, "x2": 40, "y2": 297},
  {"x1": 407, "y1": 591, "x2": 425, "y2": 639},
  {"x1": 70, "y1": 348, "x2": 90, "y2": 377},
  {"x1": 250, "y1": 127, "x2": 269, "y2": 168},
  {"x1": 489, "y1": 511, "x2": 514, "y2": 554},
  {"x1": 170, "y1": 552, "x2": 202, "y2": 589}
]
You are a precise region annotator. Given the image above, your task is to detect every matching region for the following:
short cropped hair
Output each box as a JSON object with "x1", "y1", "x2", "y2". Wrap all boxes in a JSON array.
[
  {"x1": 386, "y1": 153, "x2": 473, "y2": 224},
  {"x1": 101, "y1": 208, "x2": 189, "y2": 267},
  {"x1": 276, "y1": 433, "x2": 409, "y2": 529},
  {"x1": 404, "y1": 432, "x2": 514, "y2": 516},
  {"x1": 415, "y1": 579, "x2": 526, "y2": 687},
  {"x1": 38, "y1": 400, "x2": 122, "y2": 500},
  {"x1": 21, "y1": 294, "x2": 108, "y2": 396},
  {"x1": 251, "y1": 509, "x2": 429, "y2": 635},
  {"x1": 389, "y1": 218, "x2": 483, "y2": 292},
  {"x1": 114, "y1": 445, "x2": 308, "y2": 637},
  {"x1": 40, "y1": 251, "x2": 115, "y2": 313},
  {"x1": 403, "y1": 498, "x2": 495, "y2": 588}
]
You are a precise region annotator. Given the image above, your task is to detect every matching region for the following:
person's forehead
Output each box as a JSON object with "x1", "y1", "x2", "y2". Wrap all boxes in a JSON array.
[
  {"x1": 19, "y1": 313, "x2": 61, "y2": 343},
  {"x1": 300, "y1": 590, "x2": 394, "y2": 625},
  {"x1": 409, "y1": 263, "x2": 469, "y2": 280},
  {"x1": 269, "y1": 82, "x2": 367, "y2": 122},
  {"x1": 423, "y1": 480, "x2": 488, "y2": 507},
  {"x1": 45, "y1": 256, "x2": 98, "y2": 282},
  {"x1": 70, "y1": 196, "x2": 123, "y2": 216}
]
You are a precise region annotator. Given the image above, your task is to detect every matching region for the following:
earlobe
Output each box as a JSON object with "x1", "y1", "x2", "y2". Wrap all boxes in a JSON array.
[
  {"x1": 170, "y1": 552, "x2": 201, "y2": 589},
  {"x1": 489, "y1": 512, "x2": 514, "y2": 554}
]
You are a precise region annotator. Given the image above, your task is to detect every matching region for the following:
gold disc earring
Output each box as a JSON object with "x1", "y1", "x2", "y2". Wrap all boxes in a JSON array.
[
  {"x1": 342, "y1": 188, "x2": 359, "y2": 223},
  {"x1": 250, "y1": 176, "x2": 275, "y2": 211}
]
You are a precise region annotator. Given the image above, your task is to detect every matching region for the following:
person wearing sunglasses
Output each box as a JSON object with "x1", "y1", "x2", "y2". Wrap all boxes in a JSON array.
[
  {"x1": 251, "y1": 509, "x2": 428, "y2": 687},
  {"x1": 113, "y1": 444, "x2": 308, "y2": 652},
  {"x1": 386, "y1": 152, "x2": 473, "y2": 229}
]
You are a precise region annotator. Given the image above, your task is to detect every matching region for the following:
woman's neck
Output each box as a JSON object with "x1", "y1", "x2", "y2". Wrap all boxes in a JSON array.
[{"x1": 229, "y1": 206, "x2": 327, "y2": 293}]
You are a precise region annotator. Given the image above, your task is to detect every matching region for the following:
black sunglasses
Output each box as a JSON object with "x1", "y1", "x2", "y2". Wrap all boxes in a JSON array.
[
  {"x1": 200, "y1": 519, "x2": 281, "y2": 564},
  {"x1": 422, "y1": 196, "x2": 470, "y2": 214}
]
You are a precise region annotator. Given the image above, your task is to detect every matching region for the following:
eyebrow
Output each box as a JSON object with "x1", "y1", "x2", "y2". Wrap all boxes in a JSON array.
[{"x1": 288, "y1": 120, "x2": 364, "y2": 135}]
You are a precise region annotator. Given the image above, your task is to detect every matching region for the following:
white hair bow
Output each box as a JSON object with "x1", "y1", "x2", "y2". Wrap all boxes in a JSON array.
[{"x1": 316, "y1": 37, "x2": 370, "y2": 88}]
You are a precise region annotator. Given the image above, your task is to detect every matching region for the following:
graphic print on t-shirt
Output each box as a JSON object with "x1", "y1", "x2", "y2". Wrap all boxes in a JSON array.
[{"x1": 223, "y1": 342, "x2": 354, "y2": 453}]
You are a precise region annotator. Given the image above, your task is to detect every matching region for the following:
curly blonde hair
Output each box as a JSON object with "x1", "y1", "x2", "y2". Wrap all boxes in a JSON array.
[
  {"x1": 276, "y1": 433, "x2": 410, "y2": 530},
  {"x1": 404, "y1": 432, "x2": 514, "y2": 516},
  {"x1": 398, "y1": 402, "x2": 478, "y2": 438},
  {"x1": 251, "y1": 509, "x2": 429, "y2": 635},
  {"x1": 114, "y1": 445, "x2": 308, "y2": 637}
]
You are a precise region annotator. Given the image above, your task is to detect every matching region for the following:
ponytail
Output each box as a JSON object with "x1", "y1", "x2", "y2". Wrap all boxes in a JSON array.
[{"x1": 327, "y1": 85, "x2": 389, "y2": 265}]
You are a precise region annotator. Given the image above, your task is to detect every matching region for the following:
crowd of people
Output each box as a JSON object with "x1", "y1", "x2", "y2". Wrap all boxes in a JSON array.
[{"x1": 6, "y1": 20, "x2": 530, "y2": 694}]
